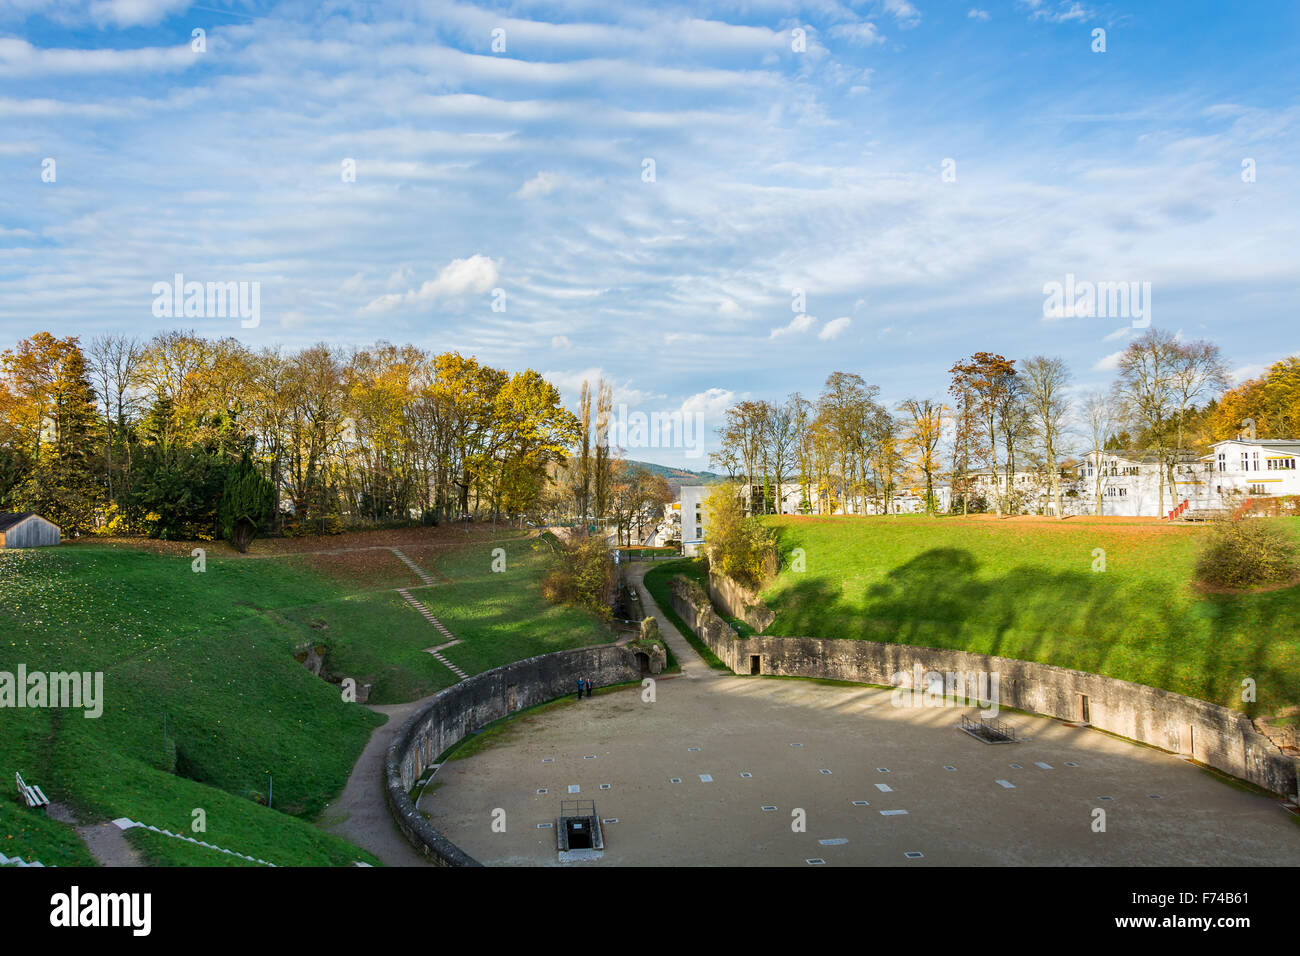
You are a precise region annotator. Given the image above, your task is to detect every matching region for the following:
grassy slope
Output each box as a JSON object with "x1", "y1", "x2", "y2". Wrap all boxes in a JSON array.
[
  {"x1": 0, "y1": 531, "x2": 610, "y2": 865},
  {"x1": 290, "y1": 535, "x2": 613, "y2": 703},
  {"x1": 0, "y1": 545, "x2": 384, "y2": 866},
  {"x1": 759, "y1": 515, "x2": 1300, "y2": 714}
]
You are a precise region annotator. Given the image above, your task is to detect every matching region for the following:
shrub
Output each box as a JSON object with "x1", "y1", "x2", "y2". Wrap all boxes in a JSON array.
[
  {"x1": 1196, "y1": 516, "x2": 1299, "y2": 590},
  {"x1": 702, "y1": 484, "x2": 779, "y2": 589},
  {"x1": 541, "y1": 532, "x2": 615, "y2": 619}
]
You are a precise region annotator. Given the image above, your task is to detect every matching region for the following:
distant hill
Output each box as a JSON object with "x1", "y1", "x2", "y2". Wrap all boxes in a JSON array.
[{"x1": 624, "y1": 460, "x2": 723, "y2": 496}]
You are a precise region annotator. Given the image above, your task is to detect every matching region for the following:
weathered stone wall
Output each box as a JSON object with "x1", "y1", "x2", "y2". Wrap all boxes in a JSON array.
[
  {"x1": 669, "y1": 574, "x2": 1299, "y2": 796},
  {"x1": 668, "y1": 576, "x2": 741, "y2": 669},
  {"x1": 706, "y1": 571, "x2": 776, "y2": 633},
  {"x1": 385, "y1": 644, "x2": 643, "y2": 866}
]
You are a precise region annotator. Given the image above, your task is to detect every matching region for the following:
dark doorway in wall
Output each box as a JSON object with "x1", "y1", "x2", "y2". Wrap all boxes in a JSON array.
[
  {"x1": 750, "y1": 655, "x2": 761, "y2": 675},
  {"x1": 1078, "y1": 694, "x2": 1090, "y2": 723},
  {"x1": 636, "y1": 652, "x2": 650, "y2": 677}
]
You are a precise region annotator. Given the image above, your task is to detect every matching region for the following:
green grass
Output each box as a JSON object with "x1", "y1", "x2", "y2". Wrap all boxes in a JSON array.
[
  {"x1": 0, "y1": 530, "x2": 611, "y2": 866},
  {"x1": 0, "y1": 797, "x2": 97, "y2": 867},
  {"x1": 759, "y1": 515, "x2": 1300, "y2": 714},
  {"x1": 642, "y1": 559, "x2": 730, "y2": 670}
]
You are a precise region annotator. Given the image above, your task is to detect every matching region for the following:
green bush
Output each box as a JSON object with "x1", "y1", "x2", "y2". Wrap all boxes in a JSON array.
[
  {"x1": 542, "y1": 532, "x2": 614, "y2": 619},
  {"x1": 1195, "y1": 516, "x2": 1298, "y2": 590},
  {"x1": 703, "y1": 484, "x2": 778, "y2": 589}
]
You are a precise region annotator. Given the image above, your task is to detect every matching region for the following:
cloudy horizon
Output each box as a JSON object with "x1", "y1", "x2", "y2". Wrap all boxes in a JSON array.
[{"x1": 3, "y1": 0, "x2": 1297, "y2": 468}]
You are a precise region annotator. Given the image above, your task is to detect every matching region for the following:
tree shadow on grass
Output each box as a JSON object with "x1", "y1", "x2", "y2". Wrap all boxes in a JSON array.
[{"x1": 768, "y1": 546, "x2": 1287, "y2": 711}]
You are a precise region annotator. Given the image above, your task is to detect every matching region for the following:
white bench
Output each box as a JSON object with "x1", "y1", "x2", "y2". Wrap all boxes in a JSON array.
[{"x1": 15, "y1": 772, "x2": 49, "y2": 809}]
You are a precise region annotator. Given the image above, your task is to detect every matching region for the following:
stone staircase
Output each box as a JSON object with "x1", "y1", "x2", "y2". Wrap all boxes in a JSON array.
[
  {"x1": 0, "y1": 851, "x2": 44, "y2": 867},
  {"x1": 112, "y1": 818, "x2": 276, "y2": 866},
  {"x1": 390, "y1": 548, "x2": 436, "y2": 586},
  {"x1": 396, "y1": 589, "x2": 468, "y2": 680}
]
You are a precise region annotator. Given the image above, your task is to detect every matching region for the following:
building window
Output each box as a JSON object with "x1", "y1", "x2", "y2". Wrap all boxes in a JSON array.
[
  {"x1": 1267, "y1": 458, "x2": 1296, "y2": 470},
  {"x1": 1217, "y1": 453, "x2": 1226, "y2": 472}
]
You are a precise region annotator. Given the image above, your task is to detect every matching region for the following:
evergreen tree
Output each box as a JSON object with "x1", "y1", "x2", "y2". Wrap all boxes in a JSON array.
[{"x1": 220, "y1": 453, "x2": 276, "y2": 552}]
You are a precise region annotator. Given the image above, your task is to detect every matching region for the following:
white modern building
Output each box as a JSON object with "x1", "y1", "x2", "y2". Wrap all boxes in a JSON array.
[
  {"x1": 981, "y1": 440, "x2": 1300, "y2": 518},
  {"x1": 1204, "y1": 438, "x2": 1300, "y2": 500},
  {"x1": 1070, "y1": 451, "x2": 1203, "y2": 517},
  {"x1": 679, "y1": 484, "x2": 710, "y2": 556}
]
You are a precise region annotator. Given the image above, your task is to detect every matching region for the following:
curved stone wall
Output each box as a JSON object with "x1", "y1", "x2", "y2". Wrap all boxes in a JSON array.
[
  {"x1": 385, "y1": 644, "x2": 643, "y2": 866},
  {"x1": 670, "y1": 574, "x2": 1299, "y2": 797}
]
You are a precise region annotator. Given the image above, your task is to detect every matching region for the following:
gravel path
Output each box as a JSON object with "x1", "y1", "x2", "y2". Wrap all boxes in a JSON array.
[{"x1": 320, "y1": 697, "x2": 438, "y2": 867}]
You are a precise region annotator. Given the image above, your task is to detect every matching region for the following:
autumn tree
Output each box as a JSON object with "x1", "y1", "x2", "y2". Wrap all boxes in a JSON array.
[
  {"x1": 1, "y1": 333, "x2": 102, "y2": 532},
  {"x1": 950, "y1": 353, "x2": 1015, "y2": 516},
  {"x1": 898, "y1": 398, "x2": 946, "y2": 515}
]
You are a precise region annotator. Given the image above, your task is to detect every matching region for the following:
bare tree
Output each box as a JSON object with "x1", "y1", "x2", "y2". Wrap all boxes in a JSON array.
[
  {"x1": 1021, "y1": 355, "x2": 1073, "y2": 518},
  {"x1": 577, "y1": 380, "x2": 592, "y2": 521},
  {"x1": 1114, "y1": 330, "x2": 1225, "y2": 515},
  {"x1": 593, "y1": 379, "x2": 613, "y2": 525},
  {"x1": 87, "y1": 334, "x2": 142, "y2": 501},
  {"x1": 762, "y1": 397, "x2": 800, "y2": 515},
  {"x1": 1082, "y1": 390, "x2": 1117, "y2": 516}
]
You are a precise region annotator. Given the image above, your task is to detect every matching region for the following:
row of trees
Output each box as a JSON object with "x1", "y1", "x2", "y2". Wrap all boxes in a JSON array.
[
  {"x1": 0, "y1": 331, "x2": 580, "y2": 543},
  {"x1": 709, "y1": 330, "x2": 1271, "y2": 519}
]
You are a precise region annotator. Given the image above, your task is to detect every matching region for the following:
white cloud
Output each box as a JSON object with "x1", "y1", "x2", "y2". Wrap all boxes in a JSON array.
[
  {"x1": 717, "y1": 299, "x2": 741, "y2": 316},
  {"x1": 818, "y1": 316, "x2": 851, "y2": 340},
  {"x1": 0, "y1": 37, "x2": 196, "y2": 76},
  {"x1": 515, "y1": 171, "x2": 559, "y2": 199},
  {"x1": 882, "y1": 0, "x2": 922, "y2": 26},
  {"x1": 1093, "y1": 349, "x2": 1126, "y2": 371},
  {"x1": 552, "y1": 335, "x2": 572, "y2": 350},
  {"x1": 679, "y1": 386, "x2": 736, "y2": 421},
  {"x1": 829, "y1": 22, "x2": 885, "y2": 46},
  {"x1": 1101, "y1": 326, "x2": 1132, "y2": 342},
  {"x1": 1020, "y1": 0, "x2": 1094, "y2": 23},
  {"x1": 361, "y1": 255, "x2": 499, "y2": 314},
  {"x1": 769, "y1": 313, "x2": 817, "y2": 339},
  {"x1": 1230, "y1": 363, "x2": 1268, "y2": 384},
  {"x1": 968, "y1": 9, "x2": 991, "y2": 20},
  {"x1": 88, "y1": 0, "x2": 193, "y2": 28}
]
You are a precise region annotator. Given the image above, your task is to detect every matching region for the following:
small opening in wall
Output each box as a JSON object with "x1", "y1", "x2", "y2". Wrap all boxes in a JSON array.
[
  {"x1": 1078, "y1": 694, "x2": 1091, "y2": 724},
  {"x1": 750, "y1": 655, "x2": 761, "y2": 675}
]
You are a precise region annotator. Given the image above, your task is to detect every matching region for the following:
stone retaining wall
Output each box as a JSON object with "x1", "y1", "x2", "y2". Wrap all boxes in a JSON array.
[
  {"x1": 706, "y1": 571, "x2": 775, "y2": 633},
  {"x1": 385, "y1": 644, "x2": 643, "y2": 866},
  {"x1": 669, "y1": 574, "x2": 1299, "y2": 797}
]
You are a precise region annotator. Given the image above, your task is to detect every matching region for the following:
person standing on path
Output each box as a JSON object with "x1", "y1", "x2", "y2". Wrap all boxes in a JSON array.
[{"x1": 577, "y1": 676, "x2": 585, "y2": 700}]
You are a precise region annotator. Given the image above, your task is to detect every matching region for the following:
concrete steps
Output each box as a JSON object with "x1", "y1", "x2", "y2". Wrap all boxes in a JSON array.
[
  {"x1": 389, "y1": 548, "x2": 436, "y2": 586},
  {"x1": 112, "y1": 818, "x2": 276, "y2": 866},
  {"x1": 0, "y1": 851, "x2": 45, "y2": 867},
  {"x1": 396, "y1": 589, "x2": 468, "y2": 680}
]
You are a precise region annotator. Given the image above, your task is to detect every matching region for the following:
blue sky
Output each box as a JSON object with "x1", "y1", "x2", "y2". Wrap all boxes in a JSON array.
[{"x1": 2, "y1": 0, "x2": 1297, "y2": 467}]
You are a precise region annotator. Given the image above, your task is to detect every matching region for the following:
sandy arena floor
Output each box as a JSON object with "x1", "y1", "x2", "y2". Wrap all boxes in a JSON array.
[{"x1": 418, "y1": 671, "x2": 1300, "y2": 867}]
